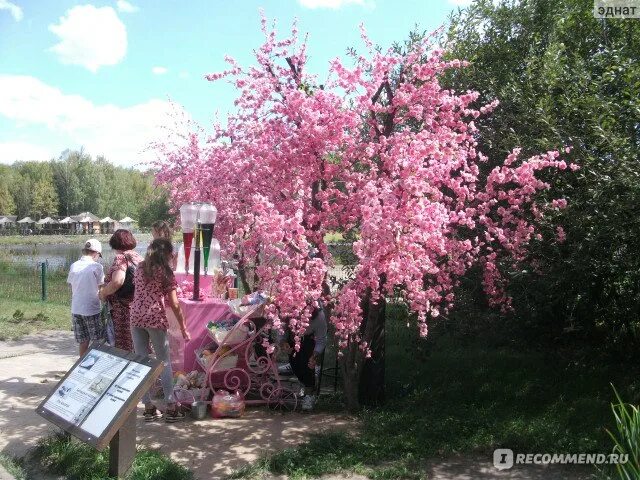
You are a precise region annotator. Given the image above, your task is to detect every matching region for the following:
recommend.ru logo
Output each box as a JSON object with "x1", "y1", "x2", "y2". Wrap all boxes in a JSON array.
[{"x1": 493, "y1": 449, "x2": 628, "y2": 469}]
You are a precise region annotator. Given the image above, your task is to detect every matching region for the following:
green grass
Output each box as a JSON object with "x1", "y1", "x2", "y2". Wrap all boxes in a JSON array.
[
  {"x1": 0, "y1": 300, "x2": 70, "y2": 340},
  {"x1": 0, "y1": 258, "x2": 70, "y2": 340},
  {"x1": 32, "y1": 432, "x2": 193, "y2": 480},
  {"x1": 0, "y1": 453, "x2": 27, "y2": 480},
  {"x1": 232, "y1": 305, "x2": 640, "y2": 479}
]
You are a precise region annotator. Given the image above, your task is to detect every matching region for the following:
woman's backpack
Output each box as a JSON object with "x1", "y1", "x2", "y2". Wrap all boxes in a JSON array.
[{"x1": 114, "y1": 255, "x2": 136, "y2": 300}]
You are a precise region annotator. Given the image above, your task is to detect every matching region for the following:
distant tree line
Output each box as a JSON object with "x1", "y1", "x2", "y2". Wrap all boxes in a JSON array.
[{"x1": 0, "y1": 149, "x2": 172, "y2": 229}]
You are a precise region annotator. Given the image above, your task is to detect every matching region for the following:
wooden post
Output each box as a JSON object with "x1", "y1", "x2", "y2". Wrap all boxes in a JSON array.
[{"x1": 108, "y1": 409, "x2": 137, "y2": 478}]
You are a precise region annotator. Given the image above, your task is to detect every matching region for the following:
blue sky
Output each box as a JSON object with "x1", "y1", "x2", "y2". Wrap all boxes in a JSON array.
[{"x1": 0, "y1": 0, "x2": 469, "y2": 167}]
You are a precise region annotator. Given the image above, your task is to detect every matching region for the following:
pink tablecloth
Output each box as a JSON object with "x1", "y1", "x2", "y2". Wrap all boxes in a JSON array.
[
  {"x1": 174, "y1": 272, "x2": 214, "y2": 296},
  {"x1": 167, "y1": 298, "x2": 237, "y2": 372}
]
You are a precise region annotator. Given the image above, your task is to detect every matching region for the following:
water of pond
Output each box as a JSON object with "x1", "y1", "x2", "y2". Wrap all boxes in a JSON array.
[{"x1": 0, "y1": 242, "x2": 150, "y2": 271}]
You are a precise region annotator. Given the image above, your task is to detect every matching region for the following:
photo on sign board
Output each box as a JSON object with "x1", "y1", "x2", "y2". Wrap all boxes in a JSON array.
[
  {"x1": 88, "y1": 375, "x2": 111, "y2": 396},
  {"x1": 80, "y1": 354, "x2": 99, "y2": 370},
  {"x1": 57, "y1": 383, "x2": 75, "y2": 398}
]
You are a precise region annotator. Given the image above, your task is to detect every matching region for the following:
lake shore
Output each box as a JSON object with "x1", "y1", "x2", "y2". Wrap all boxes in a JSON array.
[{"x1": 0, "y1": 233, "x2": 152, "y2": 246}]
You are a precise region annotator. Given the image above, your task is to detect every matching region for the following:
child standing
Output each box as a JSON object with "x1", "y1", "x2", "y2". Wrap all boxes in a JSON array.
[
  {"x1": 67, "y1": 239, "x2": 105, "y2": 356},
  {"x1": 129, "y1": 238, "x2": 190, "y2": 422}
]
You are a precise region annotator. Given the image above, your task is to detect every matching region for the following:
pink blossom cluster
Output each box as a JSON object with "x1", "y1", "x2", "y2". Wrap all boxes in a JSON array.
[{"x1": 155, "y1": 15, "x2": 576, "y2": 349}]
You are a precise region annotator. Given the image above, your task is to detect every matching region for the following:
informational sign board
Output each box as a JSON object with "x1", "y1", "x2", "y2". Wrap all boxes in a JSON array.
[{"x1": 36, "y1": 344, "x2": 162, "y2": 451}]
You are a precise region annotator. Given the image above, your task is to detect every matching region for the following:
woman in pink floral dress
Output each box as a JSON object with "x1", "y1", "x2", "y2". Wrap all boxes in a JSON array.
[
  {"x1": 130, "y1": 238, "x2": 189, "y2": 422},
  {"x1": 99, "y1": 229, "x2": 143, "y2": 351}
]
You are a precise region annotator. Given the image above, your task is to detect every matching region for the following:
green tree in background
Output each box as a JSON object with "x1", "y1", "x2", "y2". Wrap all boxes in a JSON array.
[
  {"x1": 52, "y1": 151, "x2": 84, "y2": 216},
  {"x1": 10, "y1": 175, "x2": 33, "y2": 219},
  {"x1": 31, "y1": 179, "x2": 59, "y2": 219},
  {"x1": 444, "y1": 0, "x2": 640, "y2": 347},
  {"x1": 52, "y1": 149, "x2": 99, "y2": 215},
  {"x1": 137, "y1": 185, "x2": 172, "y2": 228},
  {"x1": 0, "y1": 183, "x2": 16, "y2": 215},
  {"x1": 3, "y1": 149, "x2": 172, "y2": 227},
  {"x1": 0, "y1": 166, "x2": 16, "y2": 214}
]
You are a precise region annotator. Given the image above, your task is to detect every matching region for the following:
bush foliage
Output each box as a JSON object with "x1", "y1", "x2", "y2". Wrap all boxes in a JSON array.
[{"x1": 443, "y1": 0, "x2": 640, "y2": 348}]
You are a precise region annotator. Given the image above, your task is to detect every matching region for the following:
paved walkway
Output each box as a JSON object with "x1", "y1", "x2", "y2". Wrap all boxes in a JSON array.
[{"x1": 0, "y1": 332, "x2": 595, "y2": 479}]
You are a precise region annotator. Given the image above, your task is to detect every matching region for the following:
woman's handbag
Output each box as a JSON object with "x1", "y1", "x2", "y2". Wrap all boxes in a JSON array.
[
  {"x1": 101, "y1": 303, "x2": 115, "y2": 346},
  {"x1": 114, "y1": 255, "x2": 136, "y2": 300}
]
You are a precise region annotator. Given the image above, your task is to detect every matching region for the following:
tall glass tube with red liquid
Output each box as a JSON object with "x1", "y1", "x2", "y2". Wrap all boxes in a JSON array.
[
  {"x1": 199, "y1": 203, "x2": 217, "y2": 275},
  {"x1": 179, "y1": 203, "x2": 199, "y2": 274}
]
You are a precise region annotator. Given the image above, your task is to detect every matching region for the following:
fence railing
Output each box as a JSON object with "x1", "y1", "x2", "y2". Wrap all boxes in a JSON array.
[{"x1": 0, "y1": 261, "x2": 69, "y2": 305}]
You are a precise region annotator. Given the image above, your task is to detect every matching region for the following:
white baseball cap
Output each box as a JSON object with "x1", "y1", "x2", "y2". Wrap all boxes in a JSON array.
[{"x1": 84, "y1": 239, "x2": 102, "y2": 256}]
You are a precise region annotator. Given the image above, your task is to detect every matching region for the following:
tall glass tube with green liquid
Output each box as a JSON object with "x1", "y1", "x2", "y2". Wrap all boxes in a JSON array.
[
  {"x1": 201, "y1": 225, "x2": 214, "y2": 274},
  {"x1": 198, "y1": 203, "x2": 217, "y2": 275}
]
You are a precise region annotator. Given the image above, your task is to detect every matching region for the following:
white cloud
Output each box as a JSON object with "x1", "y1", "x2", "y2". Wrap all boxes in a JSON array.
[
  {"x1": 0, "y1": 142, "x2": 52, "y2": 163},
  {"x1": 448, "y1": 0, "x2": 473, "y2": 5},
  {"x1": 178, "y1": 71, "x2": 189, "y2": 79},
  {"x1": 152, "y1": 66, "x2": 168, "y2": 75},
  {"x1": 49, "y1": 5, "x2": 127, "y2": 73},
  {"x1": 0, "y1": 0, "x2": 23, "y2": 21},
  {"x1": 0, "y1": 75, "x2": 184, "y2": 167},
  {"x1": 116, "y1": 0, "x2": 138, "y2": 13},
  {"x1": 297, "y1": 0, "x2": 369, "y2": 9}
]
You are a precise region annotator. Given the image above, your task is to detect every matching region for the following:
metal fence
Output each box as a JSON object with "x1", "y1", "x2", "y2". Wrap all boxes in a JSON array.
[{"x1": 0, "y1": 261, "x2": 69, "y2": 305}]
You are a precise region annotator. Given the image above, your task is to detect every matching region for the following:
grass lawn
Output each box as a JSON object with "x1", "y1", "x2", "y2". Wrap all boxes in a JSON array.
[
  {"x1": 0, "y1": 299, "x2": 70, "y2": 340},
  {"x1": 0, "y1": 453, "x2": 27, "y2": 480},
  {"x1": 30, "y1": 432, "x2": 193, "y2": 480},
  {"x1": 0, "y1": 258, "x2": 70, "y2": 340},
  {"x1": 233, "y1": 306, "x2": 640, "y2": 479}
]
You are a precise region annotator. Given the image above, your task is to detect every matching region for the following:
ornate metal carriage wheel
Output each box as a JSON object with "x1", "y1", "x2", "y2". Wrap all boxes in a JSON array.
[{"x1": 267, "y1": 387, "x2": 298, "y2": 412}]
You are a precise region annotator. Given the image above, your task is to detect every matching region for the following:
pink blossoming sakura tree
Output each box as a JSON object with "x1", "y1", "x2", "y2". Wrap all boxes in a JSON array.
[{"x1": 154, "y1": 16, "x2": 574, "y2": 410}]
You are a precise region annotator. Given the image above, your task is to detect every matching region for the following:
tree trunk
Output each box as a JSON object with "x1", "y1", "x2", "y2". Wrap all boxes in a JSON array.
[
  {"x1": 236, "y1": 258, "x2": 253, "y2": 294},
  {"x1": 341, "y1": 349, "x2": 361, "y2": 412},
  {"x1": 358, "y1": 296, "x2": 386, "y2": 407},
  {"x1": 340, "y1": 292, "x2": 386, "y2": 411},
  {"x1": 341, "y1": 340, "x2": 363, "y2": 412}
]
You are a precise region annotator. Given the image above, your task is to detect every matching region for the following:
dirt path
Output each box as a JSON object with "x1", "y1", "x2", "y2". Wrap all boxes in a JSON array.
[{"x1": 0, "y1": 332, "x2": 595, "y2": 479}]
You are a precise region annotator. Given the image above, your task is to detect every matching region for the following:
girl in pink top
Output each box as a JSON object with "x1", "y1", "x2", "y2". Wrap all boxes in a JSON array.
[{"x1": 130, "y1": 238, "x2": 190, "y2": 423}]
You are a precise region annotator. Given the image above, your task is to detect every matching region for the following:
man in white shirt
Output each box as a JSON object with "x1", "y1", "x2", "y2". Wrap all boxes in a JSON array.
[{"x1": 67, "y1": 239, "x2": 105, "y2": 356}]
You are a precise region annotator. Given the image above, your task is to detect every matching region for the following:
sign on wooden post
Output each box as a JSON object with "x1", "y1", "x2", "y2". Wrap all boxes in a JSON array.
[{"x1": 36, "y1": 344, "x2": 162, "y2": 476}]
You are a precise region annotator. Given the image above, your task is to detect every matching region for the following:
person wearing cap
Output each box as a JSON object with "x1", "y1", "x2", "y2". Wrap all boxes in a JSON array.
[{"x1": 67, "y1": 239, "x2": 106, "y2": 356}]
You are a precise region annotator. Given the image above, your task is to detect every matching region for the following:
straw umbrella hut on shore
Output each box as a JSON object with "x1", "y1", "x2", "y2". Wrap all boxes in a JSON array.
[
  {"x1": 17, "y1": 216, "x2": 35, "y2": 234},
  {"x1": 0, "y1": 215, "x2": 17, "y2": 230},
  {"x1": 118, "y1": 216, "x2": 136, "y2": 231},
  {"x1": 36, "y1": 216, "x2": 59, "y2": 234},
  {"x1": 71, "y1": 212, "x2": 100, "y2": 235},
  {"x1": 99, "y1": 216, "x2": 116, "y2": 234}
]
